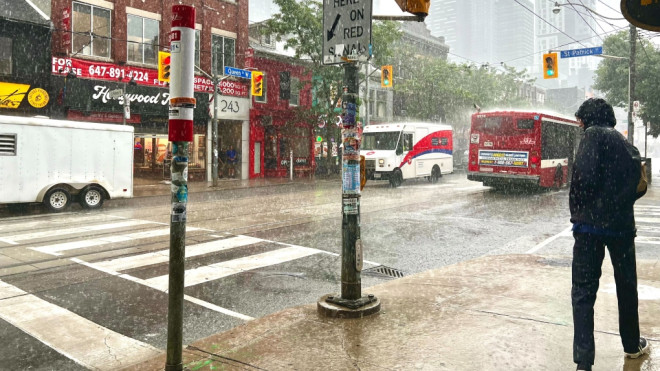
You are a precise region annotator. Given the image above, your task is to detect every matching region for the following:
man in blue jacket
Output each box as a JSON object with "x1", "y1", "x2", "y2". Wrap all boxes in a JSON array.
[{"x1": 570, "y1": 98, "x2": 650, "y2": 371}]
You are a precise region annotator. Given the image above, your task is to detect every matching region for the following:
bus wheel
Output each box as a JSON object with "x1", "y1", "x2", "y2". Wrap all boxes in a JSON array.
[
  {"x1": 390, "y1": 169, "x2": 403, "y2": 188},
  {"x1": 554, "y1": 164, "x2": 563, "y2": 189},
  {"x1": 429, "y1": 166, "x2": 441, "y2": 183}
]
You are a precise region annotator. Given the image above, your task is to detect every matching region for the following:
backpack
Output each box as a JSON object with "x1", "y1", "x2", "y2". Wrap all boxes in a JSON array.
[{"x1": 623, "y1": 138, "x2": 647, "y2": 199}]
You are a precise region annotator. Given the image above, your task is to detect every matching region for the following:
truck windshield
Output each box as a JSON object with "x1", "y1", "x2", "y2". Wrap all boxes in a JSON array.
[{"x1": 362, "y1": 132, "x2": 400, "y2": 150}]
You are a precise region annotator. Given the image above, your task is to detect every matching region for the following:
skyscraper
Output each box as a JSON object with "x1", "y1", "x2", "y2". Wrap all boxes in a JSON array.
[{"x1": 425, "y1": 0, "x2": 534, "y2": 73}]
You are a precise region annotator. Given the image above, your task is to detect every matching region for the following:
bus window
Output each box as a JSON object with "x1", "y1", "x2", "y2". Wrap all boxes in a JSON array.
[{"x1": 517, "y1": 119, "x2": 534, "y2": 130}]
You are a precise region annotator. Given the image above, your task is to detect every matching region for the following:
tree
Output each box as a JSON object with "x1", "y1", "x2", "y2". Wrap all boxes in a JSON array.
[
  {"x1": 594, "y1": 30, "x2": 660, "y2": 137},
  {"x1": 261, "y1": 0, "x2": 402, "y2": 173}
]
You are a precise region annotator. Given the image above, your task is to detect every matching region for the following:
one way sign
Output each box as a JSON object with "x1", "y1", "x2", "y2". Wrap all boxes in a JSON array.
[{"x1": 323, "y1": 0, "x2": 372, "y2": 65}]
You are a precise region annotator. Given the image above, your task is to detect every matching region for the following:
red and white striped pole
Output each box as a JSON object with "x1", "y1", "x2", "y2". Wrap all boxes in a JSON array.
[{"x1": 166, "y1": 5, "x2": 195, "y2": 371}]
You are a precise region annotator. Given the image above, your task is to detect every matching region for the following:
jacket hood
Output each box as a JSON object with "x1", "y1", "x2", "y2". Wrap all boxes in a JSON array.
[{"x1": 575, "y1": 98, "x2": 616, "y2": 130}]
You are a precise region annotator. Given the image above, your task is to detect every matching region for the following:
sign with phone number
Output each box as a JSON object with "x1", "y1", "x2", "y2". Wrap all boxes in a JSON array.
[
  {"x1": 478, "y1": 150, "x2": 529, "y2": 168},
  {"x1": 51, "y1": 57, "x2": 248, "y2": 98}
]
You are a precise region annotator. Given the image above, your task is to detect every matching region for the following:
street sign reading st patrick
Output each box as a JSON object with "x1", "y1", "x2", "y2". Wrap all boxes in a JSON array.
[{"x1": 323, "y1": 0, "x2": 373, "y2": 65}]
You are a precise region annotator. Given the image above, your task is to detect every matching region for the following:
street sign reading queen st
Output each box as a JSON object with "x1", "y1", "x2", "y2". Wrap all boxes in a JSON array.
[{"x1": 322, "y1": 0, "x2": 372, "y2": 65}]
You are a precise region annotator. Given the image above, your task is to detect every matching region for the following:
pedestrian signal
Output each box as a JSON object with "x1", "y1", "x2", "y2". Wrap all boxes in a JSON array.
[
  {"x1": 251, "y1": 71, "x2": 263, "y2": 97},
  {"x1": 543, "y1": 53, "x2": 558, "y2": 79},
  {"x1": 381, "y1": 65, "x2": 393, "y2": 88},
  {"x1": 158, "y1": 51, "x2": 171, "y2": 82}
]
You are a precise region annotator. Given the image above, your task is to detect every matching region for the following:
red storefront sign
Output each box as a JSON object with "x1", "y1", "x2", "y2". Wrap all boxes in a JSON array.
[{"x1": 51, "y1": 57, "x2": 249, "y2": 97}]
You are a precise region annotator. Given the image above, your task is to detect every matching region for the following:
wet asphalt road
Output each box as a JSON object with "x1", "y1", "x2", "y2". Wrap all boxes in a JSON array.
[{"x1": 1, "y1": 172, "x2": 658, "y2": 369}]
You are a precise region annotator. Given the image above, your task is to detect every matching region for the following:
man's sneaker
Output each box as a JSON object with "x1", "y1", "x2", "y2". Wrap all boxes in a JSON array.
[{"x1": 625, "y1": 337, "x2": 651, "y2": 359}]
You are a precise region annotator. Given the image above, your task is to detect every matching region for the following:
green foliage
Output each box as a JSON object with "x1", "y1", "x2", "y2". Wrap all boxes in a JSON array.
[{"x1": 594, "y1": 30, "x2": 660, "y2": 137}]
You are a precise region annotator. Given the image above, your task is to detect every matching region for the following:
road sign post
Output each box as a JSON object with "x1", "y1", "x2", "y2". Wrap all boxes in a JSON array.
[{"x1": 322, "y1": 0, "x2": 373, "y2": 65}]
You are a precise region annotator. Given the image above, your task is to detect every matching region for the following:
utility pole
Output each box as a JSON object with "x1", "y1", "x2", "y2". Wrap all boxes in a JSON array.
[
  {"x1": 165, "y1": 5, "x2": 195, "y2": 371},
  {"x1": 628, "y1": 24, "x2": 636, "y2": 144}
]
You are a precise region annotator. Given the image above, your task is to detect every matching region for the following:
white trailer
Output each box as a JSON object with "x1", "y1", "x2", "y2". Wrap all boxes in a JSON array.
[
  {"x1": 360, "y1": 122, "x2": 453, "y2": 187},
  {"x1": 0, "y1": 115, "x2": 133, "y2": 212}
]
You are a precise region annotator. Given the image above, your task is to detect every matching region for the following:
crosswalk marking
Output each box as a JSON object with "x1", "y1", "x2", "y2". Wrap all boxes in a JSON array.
[
  {"x1": 30, "y1": 227, "x2": 200, "y2": 256},
  {"x1": 0, "y1": 280, "x2": 161, "y2": 370},
  {"x1": 94, "y1": 235, "x2": 264, "y2": 272},
  {"x1": 0, "y1": 219, "x2": 160, "y2": 244},
  {"x1": 144, "y1": 245, "x2": 321, "y2": 290},
  {"x1": 71, "y1": 257, "x2": 254, "y2": 321}
]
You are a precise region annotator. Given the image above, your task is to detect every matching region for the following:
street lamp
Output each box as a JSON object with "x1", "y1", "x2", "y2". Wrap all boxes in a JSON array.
[{"x1": 553, "y1": 2, "x2": 637, "y2": 143}]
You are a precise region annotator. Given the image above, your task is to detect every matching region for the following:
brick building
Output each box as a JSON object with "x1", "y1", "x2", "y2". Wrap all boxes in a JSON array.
[{"x1": 48, "y1": 0, "x2": 250, "y2": 181}]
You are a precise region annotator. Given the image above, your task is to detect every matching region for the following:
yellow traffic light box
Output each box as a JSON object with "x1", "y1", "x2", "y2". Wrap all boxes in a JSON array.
[
  {"x1": 158, "y1": 51, "x2": 171, "y2": 82},
  {"x1": 251, "y1": 71, "x2": 263, "y2": 97},
  {"x1": 381, "y1": 65, "x2": 393, "y2": 88},
  {"x1": 543, "y1": 53, "x2": 558, "y2": 79}
]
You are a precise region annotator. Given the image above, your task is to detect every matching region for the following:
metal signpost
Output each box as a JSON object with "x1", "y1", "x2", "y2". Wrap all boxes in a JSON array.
[
  {"x1": 322, "y1": 0, "x2": 373, "y2": 65},
  {"x1": 559, "y1": 46, "x2": 603, "y2": 58},
  {"x1": 318, "y1": 0, "x2": 379, "y2": 318},
  {"x1": 165, "y1": 5, "x2": 195, "y2": 371}
]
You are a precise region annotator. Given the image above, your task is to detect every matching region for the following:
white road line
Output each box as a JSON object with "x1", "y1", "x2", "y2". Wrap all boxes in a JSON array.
[
  {"x1": 30, "y1": 227, "x2": 200, "y2": 256},
  {"x1": 71, "y1": 258, "x2": 254, "y2": 321},
  {"x1": 0, "y1": 280, "x2": 161, "y2": 370},
  {"x1": 526, "y1": 225, "x2": 573, "y2": 254},
  {"x1": 94, "y1": 235, "x2": 265, "y2": 272},
  {"x1": 145, "y1": 246, "x2": 322, "y2": 290},
  {"x1": 1, "y1": 219, "x2": 158, "y2": 243}
]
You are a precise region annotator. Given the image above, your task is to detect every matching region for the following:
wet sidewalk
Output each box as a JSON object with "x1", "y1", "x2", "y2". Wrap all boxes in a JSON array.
[{"x1": 127, "y1": 253, "x2": 659, "y2": 371}]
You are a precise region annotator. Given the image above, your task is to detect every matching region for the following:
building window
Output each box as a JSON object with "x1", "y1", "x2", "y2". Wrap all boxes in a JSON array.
[
  {"x1": 195, "y1": 30, "x2": 200, "y2": 68},
  {"x1": 0, "y1": 37, "x2": 11, "y2": 74},
  {"x1": 289, "y1": 77, "x2": 300, "y2": 106},
  {"x1": 212, "y1": 35, "x2": 235, "y2": 76},
  {"x1": 255, "y1": 72, "x2": 267, "y2": 103},
  {"x1": 127, "y1": 14, "x2": 159, "y2": 65},
  {"x1": 72, "y1": 2, "x2": 111, "y2": 58}
]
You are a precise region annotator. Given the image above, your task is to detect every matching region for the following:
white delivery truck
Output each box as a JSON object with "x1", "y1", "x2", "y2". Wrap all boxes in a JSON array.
[
  {"x1": 360, "y1": 122, "x2": 453, "y2": 187},
  {"x1": 0, "y1": 115, "x2": 133, "y2": 212}
]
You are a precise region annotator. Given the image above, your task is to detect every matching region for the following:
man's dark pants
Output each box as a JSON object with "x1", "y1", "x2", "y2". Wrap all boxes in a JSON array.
[{"x1": 572, "y1": 232, "x2": 640, "y2": 365}]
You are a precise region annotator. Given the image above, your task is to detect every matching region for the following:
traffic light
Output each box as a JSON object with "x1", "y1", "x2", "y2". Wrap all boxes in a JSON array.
[
  {"x1": 251, "y1": 71, "x2": 263, "y2": 97},
  {"x1": 158, "y1": 51, "x2": 171, "y2": 82},
  {"x1": 393, "y1": 0, "x2": 430, "y2": 18},
  {"x1": 543, "y1": 53, "x2": 558, "y2": 79},
  {"x1": 279, "y1": 71, "x2": 290, "y2": 100},
  {"x1": 381, "y1": 65, "x2": 393, "y2": 88}
]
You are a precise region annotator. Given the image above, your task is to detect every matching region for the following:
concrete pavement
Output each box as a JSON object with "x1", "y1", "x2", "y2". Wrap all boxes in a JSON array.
[{"x1": 124, "y1": 176, "x2": 659, "y2": 371}]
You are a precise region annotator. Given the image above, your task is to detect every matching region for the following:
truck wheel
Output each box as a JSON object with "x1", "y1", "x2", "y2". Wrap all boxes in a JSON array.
[
  {"x1": 429, "y1": 166, "x2": 441, "y2": 183},
  {"x1": 389, "y1": 169, "x2": 403, "y2": 188},
  {"x1": 44, "y1": 187, "x2": 71, "y2": 213},
  {"x1": 79, "y1": 186, "x2": 105, "y2": 209}
]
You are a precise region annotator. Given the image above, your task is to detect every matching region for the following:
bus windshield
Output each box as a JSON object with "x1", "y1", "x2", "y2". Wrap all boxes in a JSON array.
[{"x1": 362, "y1": 132, "x2": 400, "y2": 150}]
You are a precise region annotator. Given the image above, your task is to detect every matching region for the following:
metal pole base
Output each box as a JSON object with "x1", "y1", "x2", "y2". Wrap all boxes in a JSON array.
[{"x1": 317, "y1": 293, "x2": 380, "y2": 319}]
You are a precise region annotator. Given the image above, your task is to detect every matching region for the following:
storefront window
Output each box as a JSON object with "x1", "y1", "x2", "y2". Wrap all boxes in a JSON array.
[
  {"x1": 212, "y1": 35, "x2": 235, "y2": 76},
  {"x1": 0, "y1": 37, "x2": 11, "y2": 74},
  {"x1": 72, "y1": 2, "x2": 111, "y2": 58},
  {"x1": 127, "y1": 15, "x2": 159, "y2": 65}
]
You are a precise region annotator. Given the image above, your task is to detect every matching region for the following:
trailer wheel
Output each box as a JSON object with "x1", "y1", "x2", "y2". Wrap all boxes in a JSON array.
[
  {"x1": 79, "y1": 186, "x2": 105, "y2": 209},
  {"x1": 44, "y1": 187, "x2": 71, "y2": 213},
  {"x1": 389, "y1": 169, "x2": 403, "y2": 188},
  {"x1": 429, "y1": 166, "x2": 441, "y2": 183}
]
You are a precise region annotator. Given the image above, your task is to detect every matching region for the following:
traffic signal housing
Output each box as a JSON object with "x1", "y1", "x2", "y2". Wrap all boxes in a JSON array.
[
  {"x1": 543, "y1": 53, "x2": 558, "y2": 79},
  {"x1": 381, "y1": 65, "x2": 393, "y2": 88},
  {"x1": 394, "y1": 0, "x2": 430, "y2": 18},
  {"x1": 251, "y1": 71, "x2": 263, "y2": 97},
  {"x1": 158, "y1": 51, "x2": 171, "y2": 82}
]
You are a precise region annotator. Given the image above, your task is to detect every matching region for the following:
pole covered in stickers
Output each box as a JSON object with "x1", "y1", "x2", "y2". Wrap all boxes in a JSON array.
[{"x1": 166, "y1": 5, "x2": 195, "y2": 371}]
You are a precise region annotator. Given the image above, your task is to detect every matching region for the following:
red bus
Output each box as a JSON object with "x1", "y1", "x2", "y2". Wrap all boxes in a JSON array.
[{"x1": 467, "y1": 111, "x2": 581, "y2": 189}]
